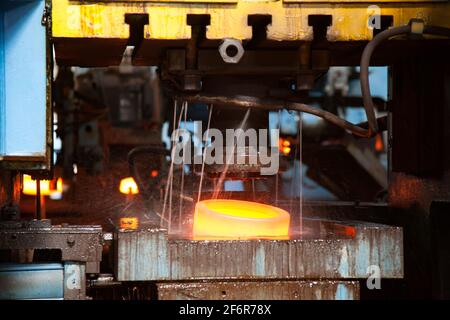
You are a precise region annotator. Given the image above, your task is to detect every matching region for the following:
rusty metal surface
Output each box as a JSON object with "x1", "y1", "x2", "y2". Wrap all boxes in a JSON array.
[
  {"x1": 0, "y1": 171, "x2": 21, "y2": 220},
  {"x1": 389, "y1": 172, "x2": 450, "y2": 212},
  {"x1": 115, "y1": 228, "x2": 169, "y2": 280},
  {"x1": 157, "y1": 280, "x2": 360, "y2": 300},
  {"x1": 115, "y1": 218, "x2": 403, "y2": 281},
  {"x1": 0, "y1": 221, "x2": 103, "y2": 273}
]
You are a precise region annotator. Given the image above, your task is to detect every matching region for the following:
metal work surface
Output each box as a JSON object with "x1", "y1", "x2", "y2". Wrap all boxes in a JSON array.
[
  {"x1": 0, "y1": 220, "x2": 103, "y2": 273},
  {"x1": 157, "y1": 280, "x2": 360, "y2": 300},
  {"x1": 115, "y1": 218, "x2": 403, "y2": 281}
]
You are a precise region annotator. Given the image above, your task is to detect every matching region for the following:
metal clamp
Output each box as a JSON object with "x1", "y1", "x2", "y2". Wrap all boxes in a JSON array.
[{"x1": 410, "y1": 19, "x2": 425, "y2": 35}]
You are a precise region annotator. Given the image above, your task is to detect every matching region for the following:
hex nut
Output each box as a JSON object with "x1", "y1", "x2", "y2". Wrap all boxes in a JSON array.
[{"x1": 219, "y1": 38, "x2": 244, "y2": 64}]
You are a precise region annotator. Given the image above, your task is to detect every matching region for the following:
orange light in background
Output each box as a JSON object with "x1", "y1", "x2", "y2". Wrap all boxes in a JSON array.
[
  {"x1": 120, "y1": 217, "x2": 139, "y2": 230},
  {"x1": 22, "y1": 175, "x2": 63, "y2": 196},
  {"x1": 282, "y1": 147, "x2": 291, "y2": 155},
  {"x1": 193, "y1": 199, "x2": 290, "y2": 240},
  {"x1": 279, "y1": 138, "x2": 292, "y2": 156},
  {"x1": 151, "y1": 170, "x2": 159, "y2": 178},
  {"x1": 119, "y1": 177, "x2": 139, "y2": 195},
  {"x1": 375, "y1": 134, "x2": 385, "y2": 152}
]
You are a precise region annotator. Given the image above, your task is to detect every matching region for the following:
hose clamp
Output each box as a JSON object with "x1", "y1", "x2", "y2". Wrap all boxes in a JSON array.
[{"x1": 409, "y1": 19, "x2": 425, "y2": 35}]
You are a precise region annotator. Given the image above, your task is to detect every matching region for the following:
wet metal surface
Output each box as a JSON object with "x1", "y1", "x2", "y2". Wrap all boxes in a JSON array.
[
  {"x1": 0, "y1": 221, "x2": 103, "y2": 273},
  {"x1": 116, "y1": 218, "x2": 403, "y2": 281},
  {"x1": 115, "y1": 228, "x2": 169, "y2": 281},
  {"x1": 157, "y1": 280, "x2": 359, "y2": 300}
]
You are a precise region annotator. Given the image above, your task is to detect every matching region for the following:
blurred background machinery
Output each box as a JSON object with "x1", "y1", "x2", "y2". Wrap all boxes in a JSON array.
[{"x1": 1, "y1": 0, "x2": 450, "y2": 299}]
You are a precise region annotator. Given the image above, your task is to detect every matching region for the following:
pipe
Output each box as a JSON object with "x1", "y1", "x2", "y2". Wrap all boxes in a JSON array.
[
  {"x1": 360, "y1": 25, "x2": 411, "y2": 134},
  {"x1": 177, "y1": 94, "x2": 371, "y2": 137},
  {"x1": 360, "y1": 21, "x2": 450, "y2": 134},
  {"x1": 36, "y1": 179, "x2": 41, "y2": 220}
]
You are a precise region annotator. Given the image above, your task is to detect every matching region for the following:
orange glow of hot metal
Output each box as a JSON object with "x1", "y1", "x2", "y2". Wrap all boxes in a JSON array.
[
  {"x1": 344, "y1": 226, "x2": 356, "y2": 238},
  {"x1": 22, "y1": 175, "x2": 63, "y2": 196},
  {"x1": 120, "y1": 217, "x2": 139, "y2": 230},
  {"x1": 119, "y1": 177, "x2": 139, "y2": 195},
  {"x1": 193, "y1": 199, "x2": 290, "y2": 240}
]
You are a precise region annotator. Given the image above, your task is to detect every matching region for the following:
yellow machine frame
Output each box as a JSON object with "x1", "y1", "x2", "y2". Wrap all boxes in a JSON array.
[{"x1": 53, "y1": 0, "x2": 450, "y2": 42}]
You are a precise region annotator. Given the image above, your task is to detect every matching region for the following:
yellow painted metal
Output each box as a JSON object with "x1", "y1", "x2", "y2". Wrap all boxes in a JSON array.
[
  {"x1": 52, "y1": 0, "x2": 450, "y2": 41},
  {"x1": 82, "y1": 0, "x2": 239, "y2": 2},
  {"x1": 283, "y1": 0, "x2": 446, "y2": 2},
  {"x1": 79, "y1": 0, "x2": 446, "y2": 2}
]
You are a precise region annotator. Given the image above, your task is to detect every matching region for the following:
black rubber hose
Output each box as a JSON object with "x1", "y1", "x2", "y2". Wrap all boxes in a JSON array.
[
  {"x1": 360, "y1": 22, "x2": 450, "y2": 135},
  {"x1": 178, "y1": 94, "x2": 374, "y2": 137},
  {"x1": 424, "y1": 25, "x2": 450, "y2": 38},
  {"x1": 360, "y1": 25, "x2": 411, "y2": 134}
]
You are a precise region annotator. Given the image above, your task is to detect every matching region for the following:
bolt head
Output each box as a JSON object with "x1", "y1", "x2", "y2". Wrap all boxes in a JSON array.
[{"x1": 67, "y1": 235, "x2": 75, "y2": 246}]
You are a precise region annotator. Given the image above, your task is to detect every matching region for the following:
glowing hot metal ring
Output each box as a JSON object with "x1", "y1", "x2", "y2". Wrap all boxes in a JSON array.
[{"x1": 193, "y1": 199, "x2": 290, "y2": 240}]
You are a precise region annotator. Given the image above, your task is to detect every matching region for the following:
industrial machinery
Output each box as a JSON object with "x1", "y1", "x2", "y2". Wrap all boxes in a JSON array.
[{"x1": 1, "y1": 0, "x2": 450, "y2": 300}]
